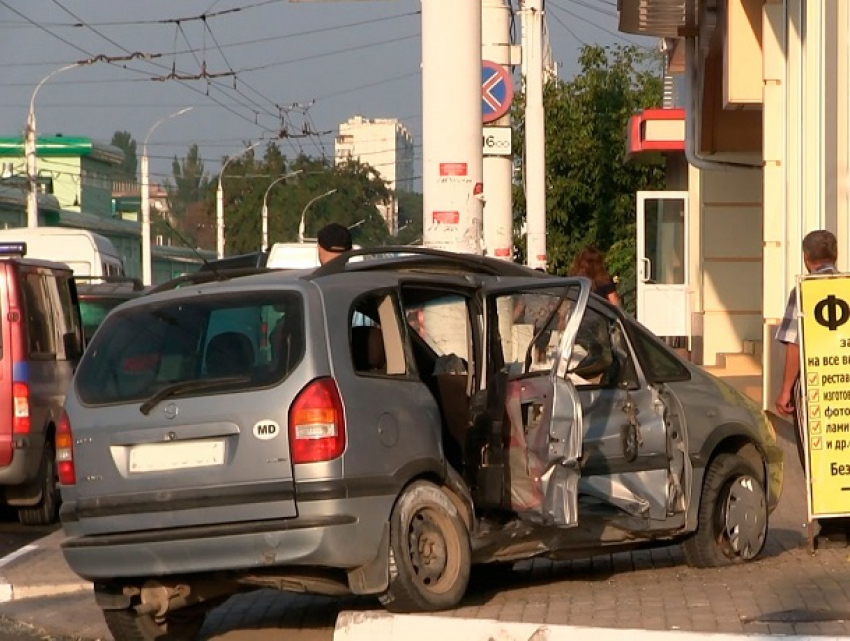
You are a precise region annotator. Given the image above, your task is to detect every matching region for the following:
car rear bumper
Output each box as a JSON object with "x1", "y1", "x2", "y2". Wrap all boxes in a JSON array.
[{"x1": 60, "y1": 494, "x2": 394, "y2": 581}]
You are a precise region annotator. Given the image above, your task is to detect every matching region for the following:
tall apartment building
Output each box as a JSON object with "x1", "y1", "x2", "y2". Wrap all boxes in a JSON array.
[{"x1": 334, "y1": 116, "x2": 415, "y2": 233}]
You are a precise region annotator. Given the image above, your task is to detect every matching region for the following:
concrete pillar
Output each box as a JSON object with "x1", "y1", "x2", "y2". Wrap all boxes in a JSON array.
[
  {"x1": 421, "y1": 0, "x2": 484, "y2": 254},
  {"x1": 521, "y1": 0, "x2": 547, "y2": 269}
]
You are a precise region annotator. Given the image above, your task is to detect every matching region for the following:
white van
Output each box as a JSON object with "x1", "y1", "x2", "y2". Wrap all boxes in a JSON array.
[
  {"x1": 0, "y1": 228, "x2": 124, "y2": 277},
  {"x1": 265, "y1": 242, "x2": 320, "y2": 270},
  {"x1": 266, "y1": 242, "x2": 364, "y2": 270}
]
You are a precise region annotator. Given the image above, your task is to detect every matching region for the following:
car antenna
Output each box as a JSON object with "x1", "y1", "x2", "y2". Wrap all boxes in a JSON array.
[{"x1": 161, "y1": 220, "x2": 220, "y2": 279}]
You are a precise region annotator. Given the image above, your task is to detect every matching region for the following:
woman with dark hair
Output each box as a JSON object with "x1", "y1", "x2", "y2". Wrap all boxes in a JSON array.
[{"x1": 569, "y1": 246, "x2": 620, "y2": 307}]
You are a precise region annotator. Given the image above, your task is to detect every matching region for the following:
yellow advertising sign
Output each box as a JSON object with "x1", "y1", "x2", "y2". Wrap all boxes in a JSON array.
[{"x1": 799, "y1": 274, "x2": 850, "y2": 517}]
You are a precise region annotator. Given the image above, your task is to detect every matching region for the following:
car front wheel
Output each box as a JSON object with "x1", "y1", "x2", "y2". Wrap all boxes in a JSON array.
[
  {"x1": 683, "y1": 453, "x2": 767, "y2": 568},
  {"x1": 380, "y1": 481, "x2": 471, "y2": 612}
]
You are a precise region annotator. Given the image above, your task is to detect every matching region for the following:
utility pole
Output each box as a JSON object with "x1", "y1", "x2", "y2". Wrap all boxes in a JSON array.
[
  {"x1": 142, "y1": 107, "x2": 192, "y2": 286},
  {"x1": 422, "y1": 0, "x2": 484, "y2": 255},
  {"x1": 216, "y1": 140, "x2": 263, "y2": 258},
  {"x1": 26, "y1": 63, "x2": 81, "y2": 228},
  {"x1": 521, "y1": 0, "x2": 547, "y2": 269},
  {"x1": 482, "y1": 0, "x2": 515, "y2": 261}
]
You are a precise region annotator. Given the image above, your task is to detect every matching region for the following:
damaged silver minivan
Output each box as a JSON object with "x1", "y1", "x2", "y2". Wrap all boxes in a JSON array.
[{"x1": 58, "y1": 248, "x2": 783, "y2": 640}]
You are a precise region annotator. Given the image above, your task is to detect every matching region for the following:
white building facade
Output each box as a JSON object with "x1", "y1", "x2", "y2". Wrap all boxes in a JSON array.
[{"x1": 334, "y1": 116, "x2": 415, "y2": 233}]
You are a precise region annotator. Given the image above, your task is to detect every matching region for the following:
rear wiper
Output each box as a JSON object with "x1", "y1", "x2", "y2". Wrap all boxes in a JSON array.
[{"x1": 139, "y1": 376, "x2": 250, "y2": 416}]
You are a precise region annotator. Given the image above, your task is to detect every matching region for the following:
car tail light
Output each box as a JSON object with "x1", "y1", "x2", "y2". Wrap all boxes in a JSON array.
[
  {"x1": 12, "y1": 382, "x2": 30, "y2": 435},
  {"x1": 289, "y1": 378, "x2": 345, "y2": 464},
  {"x1": 56, "y1": 410, "x2": 76, "y2": 486}
]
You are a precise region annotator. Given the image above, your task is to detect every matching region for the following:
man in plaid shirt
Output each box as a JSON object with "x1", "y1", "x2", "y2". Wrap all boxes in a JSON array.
[{"x1": 775, "y1": 230, "x2": 838, "y2": 465}]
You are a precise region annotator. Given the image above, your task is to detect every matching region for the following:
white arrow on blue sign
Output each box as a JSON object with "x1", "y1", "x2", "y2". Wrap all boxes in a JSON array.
[{"x1": 482, "y1": 60, "x2": 513, "y2": 124}]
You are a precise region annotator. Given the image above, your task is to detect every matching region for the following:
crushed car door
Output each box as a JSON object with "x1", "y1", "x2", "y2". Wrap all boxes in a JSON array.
[
  {"x1": 568, "y1": 305, "x2": 691, "y2": 526},
  {"x1": 476, "y1": 277, "x2": 591, "y2": 527}
]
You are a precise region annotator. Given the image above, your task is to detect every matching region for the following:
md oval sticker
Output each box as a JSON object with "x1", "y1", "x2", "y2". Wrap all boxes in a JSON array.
[{"x1": 253, "y1": 420, "x2": 280, "y2": 440}]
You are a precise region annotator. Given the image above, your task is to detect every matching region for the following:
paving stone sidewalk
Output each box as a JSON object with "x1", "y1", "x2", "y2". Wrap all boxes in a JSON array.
[{"x1": 0, "y1": 416, "x2": 848, "y2": 640}]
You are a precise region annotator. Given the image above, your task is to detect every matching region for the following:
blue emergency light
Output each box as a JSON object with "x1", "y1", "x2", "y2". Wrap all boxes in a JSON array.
[{"x1": 0, "y1": 242, "x2": 27, "y2": 258}]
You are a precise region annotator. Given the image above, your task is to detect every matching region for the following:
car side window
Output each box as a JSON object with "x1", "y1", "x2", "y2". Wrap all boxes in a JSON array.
[
  {"x1": 628, "y1": 322, "x2": 690, "y2": 383},
  {"x1": 567, "y1": 307, "x2": 638, "y2": 389},
  {"x1": 401, "y1": 291, "x2": 472, "y2": 376},
  {"x1": 55, "y1": 274, "x2": 79, "y2": 336},
  {"x1": 350, "y1": 292, "x2": 407, "y2": 377},
  {"x1": 20, "y1": 271, "x2": 56, "y2": 358}
]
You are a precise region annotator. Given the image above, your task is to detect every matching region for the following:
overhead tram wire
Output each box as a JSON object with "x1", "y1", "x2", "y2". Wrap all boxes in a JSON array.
[
  {"x1": 6, "y1": 4, "x2": 280, "y2": 137},
  {"x1": 548, "y1": 8, "x2": 588, "y2": 47},
  {"x1": 1, "y1": 2, "x2": 279, "y2": 136},
  {"x1": 201, "y1": 18, "x2": 281, "y2": 120},
  {"x1": 562, "y1": 0, "x2": 618, "y2": 19},
  {"x1": 237, "y1": 33, "x2": 419, "y2": 75},
  {"x1": 15, "y1": 1, "x2": 292, "y2": 134},
  {"x1": 547, "y1": 2, "x2": 647, "y2": 47},
  {"x1": 6, "y1": 3, "x2": 419, "y2": 154},
  {"x1": 0, "y1": 11, "x2": 420, "y2": 71},
  {"x1": 0, "y1": 0, "x2": 93, "y2": 57},
  {"x1": 21, "y1": 4, "x2": 421, "y2": 136}
]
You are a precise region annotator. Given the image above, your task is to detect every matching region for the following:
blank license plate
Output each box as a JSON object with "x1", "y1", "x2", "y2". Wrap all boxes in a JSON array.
[{"x1": 129, "y1": 440, "x2": 225, "y2": 473}]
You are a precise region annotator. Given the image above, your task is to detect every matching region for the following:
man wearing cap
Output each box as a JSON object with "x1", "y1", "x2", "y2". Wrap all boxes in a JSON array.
[{"x1": 317, "y1": 223, "x2": 353, "y2": 265}]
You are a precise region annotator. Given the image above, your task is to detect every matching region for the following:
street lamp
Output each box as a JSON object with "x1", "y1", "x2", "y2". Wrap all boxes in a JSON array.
[
  {"x1": 216, "y1": 140, "x2": 264, "y2": 258},
  {"x1": 298, "y1": 189, "x2": 337, "y2": 243},
  {"x1": 261, "y1": 169, "x2": 303, "y2": 251},
  {"x1": 141, "y1": 107, "x2": 193, "y2": 286},
  {"x1": 26, "y1": 62, "x2": 83, "y2": 228}
]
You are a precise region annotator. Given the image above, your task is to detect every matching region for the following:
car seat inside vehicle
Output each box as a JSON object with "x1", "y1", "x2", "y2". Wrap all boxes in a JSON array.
[
  {"x1": 206, "y1": 331, "x2": 254, "y2": 378},
  {"x1": 351, "y1": 325, "x2": 387, "y2": 373}
]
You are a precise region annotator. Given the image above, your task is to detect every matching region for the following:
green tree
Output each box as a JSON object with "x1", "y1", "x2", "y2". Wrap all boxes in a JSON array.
[
  {"x1": 166, "y1": 144, "x2": 209, "y2": 219},
  {"x1": 513, "y1": 44, "x2": 665, "y2": 307},
  {"x1": 396, "y1": 191, "x2": 423, "y2": 245},
  {"x1": 164, "y1": 144, "x2": 211, "y2": 247},
  {"x1": 110, "y1": 130, "x2": 138, "y2": 181},
  {"x1": 217, "y1": 147, "x2": 393, "y2": 255}
]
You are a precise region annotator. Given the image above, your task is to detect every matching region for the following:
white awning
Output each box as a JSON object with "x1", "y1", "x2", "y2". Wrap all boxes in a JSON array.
[{"x1": 618, "y1": 0, "x2": 687, "y2": 39}]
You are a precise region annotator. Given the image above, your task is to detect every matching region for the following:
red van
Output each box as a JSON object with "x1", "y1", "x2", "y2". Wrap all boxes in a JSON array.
[{"x1": 0, "y1": 242, "x2": 83, "y2": 524}]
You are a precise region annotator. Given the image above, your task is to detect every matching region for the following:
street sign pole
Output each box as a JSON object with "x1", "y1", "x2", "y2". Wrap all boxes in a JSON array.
[{"x1": 482, "y1": 0, "x2": 514, "y2": 261}]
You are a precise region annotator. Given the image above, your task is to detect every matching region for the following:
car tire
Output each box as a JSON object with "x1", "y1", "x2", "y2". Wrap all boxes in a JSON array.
[
  {"x1": 380, "y1": 480, "x2": 471, "y2": 612},
  {"x1": 103, "y1": 606, "x2": 206, "y2": 641},
  {"x1": 18, "y1": 443, "x2": 59, "y2": 526},
  {"x1": 683, "y1": 453, "x2": 767, "y2": 568}
]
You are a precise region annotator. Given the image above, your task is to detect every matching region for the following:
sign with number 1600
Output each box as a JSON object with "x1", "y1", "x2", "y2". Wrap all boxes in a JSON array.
[{"x1": 483, "y1": 126, "x2": 511, "y2": 156}]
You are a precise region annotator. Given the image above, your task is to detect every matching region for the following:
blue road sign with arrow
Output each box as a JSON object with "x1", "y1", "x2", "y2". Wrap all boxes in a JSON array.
[{"x1": 482, "y1": 60, "x2": 513, "y2": 124}]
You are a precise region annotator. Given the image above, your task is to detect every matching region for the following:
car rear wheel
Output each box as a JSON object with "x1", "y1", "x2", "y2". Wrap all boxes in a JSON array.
[
  {"x1": 683, "y1": 453, "x2": 767, "y2": 568},
  {"x1": 103, "y1": 606, "x2": 206, "y2": 641},
  {"x1": 18, "y1": 443, "x2": 59, "y2": 526},
  {"x1": 380, "y1": 481, "x2": 471, "y2": 612}
]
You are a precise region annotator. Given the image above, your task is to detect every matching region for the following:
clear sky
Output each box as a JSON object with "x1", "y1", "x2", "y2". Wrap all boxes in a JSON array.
[{"x1": 0, "y1": 0, "x2": 653, "y2": 189}]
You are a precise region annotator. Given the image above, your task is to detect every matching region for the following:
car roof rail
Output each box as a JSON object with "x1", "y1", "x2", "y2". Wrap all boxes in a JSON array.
[
  {"x1": 309, "y1": 245, "x2": 548, "y2": 279},
  {"x1": 73, "y1": 275, "x2": 145, "y2": 291},
  {"x1": 146, "y1": 266, "x2": 272, "y2": 295}
]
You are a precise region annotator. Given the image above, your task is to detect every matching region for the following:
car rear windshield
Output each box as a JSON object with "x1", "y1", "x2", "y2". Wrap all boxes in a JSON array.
[
  {"x1": 79, "y1": 298, "x2": 128, "y2": 344},
  {"x1": 75, "y1": 291, "x2": 304, "y2": 406}
]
